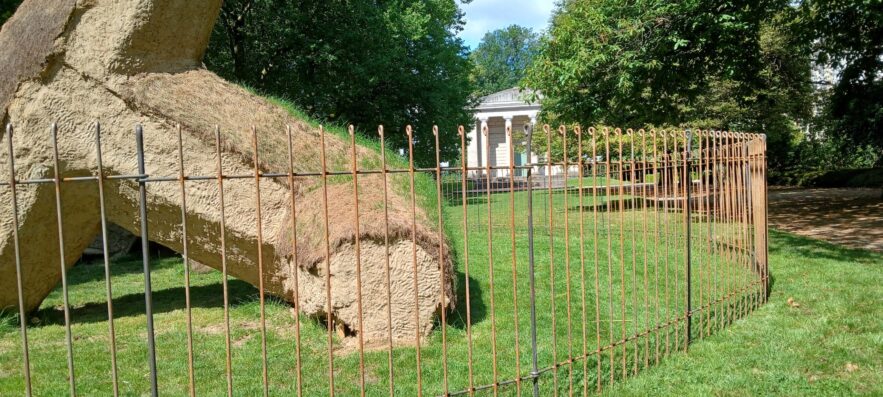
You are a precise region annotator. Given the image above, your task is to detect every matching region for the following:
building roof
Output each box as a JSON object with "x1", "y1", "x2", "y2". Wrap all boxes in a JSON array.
[{"x1": 476, "y1": 87, "x2": 541, "y2": 112}]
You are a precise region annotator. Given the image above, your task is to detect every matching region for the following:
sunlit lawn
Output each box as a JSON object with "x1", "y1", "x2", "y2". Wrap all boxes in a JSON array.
[{"x1": 2, "y1": 185, "x2": 878, "y2": 396}]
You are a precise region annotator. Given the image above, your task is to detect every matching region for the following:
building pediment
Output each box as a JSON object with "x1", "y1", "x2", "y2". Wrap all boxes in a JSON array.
[{"x1": 476, "y1": 87, "x2": 541, "y2": 112}]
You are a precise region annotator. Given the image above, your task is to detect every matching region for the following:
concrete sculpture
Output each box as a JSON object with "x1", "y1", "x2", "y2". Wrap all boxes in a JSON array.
[{"x1": 0, "y1": 0, "x2": 452, "y2": 344}]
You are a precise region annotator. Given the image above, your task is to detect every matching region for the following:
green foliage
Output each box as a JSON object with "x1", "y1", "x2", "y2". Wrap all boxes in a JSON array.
[
  {"x1": 525, "y1": 0, "x2": 814, "y2": 168},
  {"x1": 469, "y1": 24, "x2": 540, "y2": 97},
  {"x1": 205, "y1": 0, "x2": 476, "y2": 167},
  {"x1": 528, "y1": 125, "x2": 691, "y2": 165},
  {"x1": 526, "y1": 0, "x2": 785, "y2": 125},
  {"x1": 801, "y1": 0, "x2": 883, "y2": 164},
  {"x1": 0, "y1": 0, "x2": 21, "y2": 26},
  {"x1": 770, "y1": 167, "x2": 883, "y2": 188}
]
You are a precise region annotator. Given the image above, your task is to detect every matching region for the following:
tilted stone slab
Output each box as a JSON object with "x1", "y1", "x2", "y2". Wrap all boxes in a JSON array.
[{"x1": 0, "y1": 0, "x2": 453, "y2": 345}]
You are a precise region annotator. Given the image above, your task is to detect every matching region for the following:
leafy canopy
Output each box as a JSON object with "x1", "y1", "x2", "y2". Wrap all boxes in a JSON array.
[
  {"x1": 802, "y1": 0, "x2": 883, "y2": 163},
  {"x1": 470, "y1": 24, "x2": 540, "y2": 97},
  {"x1": 526, "y1": 0, "x2": 789, "y2": 126},
  {"x1": 524, "y1": 0, "x2": 816, "y2": 167},
  {"x1": 205, "y1": 0, "x2": 478, "y2": 167}
]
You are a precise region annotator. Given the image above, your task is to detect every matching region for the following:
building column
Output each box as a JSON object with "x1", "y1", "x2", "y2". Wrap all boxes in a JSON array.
[
  {"x1": 480, "y1": 117, "x2": 489, "y2": 176},
  {"x1": 503, "y1": 116, "x2": 513, "y2": 178},
  {"x1": 470, "y1": 118, "x2": 481, "y2": 174},
  {"x1": 529, "y1": 116, "x2": 540, "y2": 174}
]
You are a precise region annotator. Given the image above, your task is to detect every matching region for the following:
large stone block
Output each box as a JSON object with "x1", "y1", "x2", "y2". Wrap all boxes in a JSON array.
[{"x1": 0, "y1": 0, "x2": 453, "y2": 345}]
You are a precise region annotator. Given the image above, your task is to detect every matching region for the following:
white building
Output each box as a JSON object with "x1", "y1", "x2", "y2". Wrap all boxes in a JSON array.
[
  {"x1": 467, "y1": 88, "x2": 574, "y2": 179},
  {"x1": 467, "y1": 88, "x2": 540, "y2": 178}
]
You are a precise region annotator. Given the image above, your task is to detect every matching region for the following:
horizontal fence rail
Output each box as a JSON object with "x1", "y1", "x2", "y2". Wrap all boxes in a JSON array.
[{"x1": 0, "y1": 122, "x2": 768, "y2": 396}]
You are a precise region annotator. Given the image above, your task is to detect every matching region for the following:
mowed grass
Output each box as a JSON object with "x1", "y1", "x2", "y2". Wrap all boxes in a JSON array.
[
  {"x1": 1, "y1": 183, "x2": 880, "y2": 396},
  {"x1": 602, "y1": 231, "x2": 883, "y2": 396}
]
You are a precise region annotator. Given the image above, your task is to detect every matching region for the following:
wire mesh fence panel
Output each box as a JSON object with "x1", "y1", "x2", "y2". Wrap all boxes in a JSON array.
[{"x1": 0, "y1": 122, "x2": 767, "y2": 396}]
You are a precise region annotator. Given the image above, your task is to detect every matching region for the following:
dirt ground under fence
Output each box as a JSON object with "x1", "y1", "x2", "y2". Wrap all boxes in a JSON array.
[{"x1": 768, "y1": 188, "x2": 883, "y2": 252}]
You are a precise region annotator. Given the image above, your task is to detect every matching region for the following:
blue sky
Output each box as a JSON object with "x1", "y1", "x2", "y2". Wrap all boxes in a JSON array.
[{"x1": 459, "y1": 0, "x2": 558, "y2": 49}]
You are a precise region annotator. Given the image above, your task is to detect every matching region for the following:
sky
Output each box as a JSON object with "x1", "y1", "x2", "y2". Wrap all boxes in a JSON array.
[{"x1": 459, "y1": 0, "x2": 558, "y2": 49}]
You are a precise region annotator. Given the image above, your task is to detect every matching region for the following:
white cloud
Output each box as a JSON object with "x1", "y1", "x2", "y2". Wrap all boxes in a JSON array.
[{"x1": 459, "y1": 0, "x2": 557, "y2": 49}]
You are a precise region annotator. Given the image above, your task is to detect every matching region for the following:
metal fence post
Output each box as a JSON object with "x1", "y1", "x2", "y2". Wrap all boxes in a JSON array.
[
  {"x1": 684, "y1": 130, "x2": 693, "y2": 347},
  {"x1": 524, "y1": 125, "x2": 540, "y2": 397},
  {"x1": 6, "y1": 124, "x2": 33, "y2": 397},
  {"x1": 136, "y1": 125, "x2": 159, "y2": 396}
]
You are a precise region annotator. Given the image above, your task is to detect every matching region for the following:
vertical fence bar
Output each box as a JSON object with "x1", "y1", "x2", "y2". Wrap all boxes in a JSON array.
[
  {"x1": 710, "y1": 132, "x2": 720, "y2": 333},
  {"x1": 214, "y1": 127, "x2": 234, "y2": 397},
  {"x1": 379, "y1": 126, "x2": 397, "y2": 397},
  {"x1": 662, "y1": 131, "x2": 671, "y2": 358},
  {"x1": 176, "y1": 125, "x2": 196, "y2": 397},
  {"x1": 684, "y1": 130, "x2": 693, "y2": 347},
  {"x1": 433, "y1": 125, "x2": 450, "y2": 397},
  {"x1": 589, "y1": 128, "x2": 603, "y2": 393},
  {"x1": 731, "y1": 133, "x2": 743, "y2": 319},
  {"x1": 50, "y1": 123, "x2": 77, "y2": 397},
  {"x1": 742, "y1": 136, "x2": 755, "y2": 313},
  {"x1": 603, "y1": 127, "x2": 615, "y2": 386},
  {"x1": 763, "y1": 135, "x2": 769, "y2": 302},
  {"x1": 726, "y1": 132, "x2": 736, "y2": 326},
  {"x1": 285, "y1": 126, "x2": 304, "y2": 397},
  {"x1": 318, "y1": 126, "x2": 336, "y2": 397},
  {"x1": 505, "y1": 124, "x2": 521, "y2": 396},
  {"x1": 135, "y1": 124, "x2": 159, "y2": 397},
  {"x1": 544, "y1": 124, "x2": 559, "y2": 394},
  {"x1": 640, "y1": 130, "x2": 650, "y2": 370},
  {"x1": 5, "y1": 124, "x2": 32, "y2": 397},
  {"x1": 406, "y1": 126, "x2": 424, "y2": 397},
  {"x1": 576, "y1": 126, "x2": 589, "y2": 397},
  {"x1": 94, "y1": 122, "x2": 120, "y2": 397},
  {"x1": 560, "y1": 125, "x2": 575, "y2": 396},
  {"x1": 696, "y1": 131, "x2": 705, "y2": 339},
  {"x1": 457, "y1": 126, "x2": 476, "y2": 397},
  {"x1": 739, "y1": 133, "x2": 748, "y2": 316},
  {"x1": 744, "y1": 137, "x2": 757, "y2": 312},
  {"x1": 615, "y1": 128, "x2": 627, "y2": 379},
  {"x1": 739, "y1": 135, "x2": 747, "y2": 307},
  {"x1": 711, "y1": 132, "x2": 717, "y2": 317},
  {"x1": 671, "y1": 131, "x2": 681, "y2": 354},
  {"x1": 573, "y1": 126, "x2": 589, "y2": 395},
  {"x1": 524, "y1": 125, "x2": 540, "y2": 397},
  {"x1": 348, "y1": 126, "x2": 367, "y2": 397},
  {"x1": 651, "y1": 130, "x2": 660, "y2": 366},
  {"x1": 250, "y1": 127, "x2": 271, "y2": 397},
  {"x1": 482, "y1": 124, "x2": 499, "y2": 396},
  {"x1": 628, "y1": 129, "x2": 639, "y2": 376}
]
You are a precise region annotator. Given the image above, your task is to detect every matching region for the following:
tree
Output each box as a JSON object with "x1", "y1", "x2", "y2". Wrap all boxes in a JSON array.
[
  {"x1": 524, "y1": 0, "x2": 814, "y2": 167},
  {"x1": 470, "y1": 24, "x2": 540, "y2": 96},
  {"x1": 689, "y1": 9, "x2": 815, "y2": 169},
  {"x1": 526, "y1": 0, "x2": 784, "y2": 125},
  {"x1": 205, "y1": 0, "x2": 476, "y2": 167},
  {"x1": 802, "y1": 0, "x2": 883, "y2": 166},
  {"x1": 0, "y1": 0, "x2": 21, "y2": 26}
]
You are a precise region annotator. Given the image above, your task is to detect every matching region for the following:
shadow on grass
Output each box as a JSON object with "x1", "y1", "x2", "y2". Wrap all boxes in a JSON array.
[
  {"x1": 446, "y1": 271, "x2": 486, "y2": 330},
  {"x1": 32, "y1": 279, "x2": 258, "y2": 327},
  {"x1": 30, "y1": 254, "x2": 492, "y2": 333},
  {"x1": 768, "y1": 229, "x2": 880, "y2": 263}
]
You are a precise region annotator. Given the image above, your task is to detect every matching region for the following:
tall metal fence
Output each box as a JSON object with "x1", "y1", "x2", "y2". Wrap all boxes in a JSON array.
[{"x1": 0, "y1": 123, "x2": 767, "y2": 396}]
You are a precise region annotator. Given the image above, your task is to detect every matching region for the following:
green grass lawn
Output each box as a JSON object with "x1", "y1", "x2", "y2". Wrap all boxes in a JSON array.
[
  {"x1": 602, "y1": 231, "x2": 882, "y2": 396},
  {"x1": 0, "y1": 185, "x2": 879, "y2": 396}
]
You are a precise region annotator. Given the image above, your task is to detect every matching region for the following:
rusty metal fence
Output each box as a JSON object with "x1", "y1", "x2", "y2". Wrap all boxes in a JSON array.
[{"x1": 0, "y1": 123, "x2": 767, "y2": 396}]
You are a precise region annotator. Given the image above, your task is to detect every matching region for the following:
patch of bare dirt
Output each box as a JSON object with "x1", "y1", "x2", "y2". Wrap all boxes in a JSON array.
[{"x1": 768, "y1": 188, "x2": 883, "y2": 251}]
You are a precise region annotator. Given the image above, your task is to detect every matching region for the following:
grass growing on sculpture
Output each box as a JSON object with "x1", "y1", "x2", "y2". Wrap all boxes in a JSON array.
[
  {"x1": 264, "y1": 92, "x2": 443, "y2": 226},
  {"x1": 0, "y1": 182, "x2": 771, "y2": 396}
]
